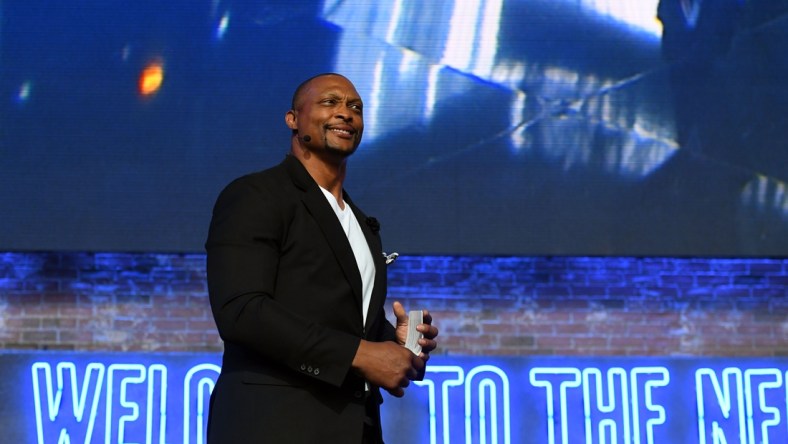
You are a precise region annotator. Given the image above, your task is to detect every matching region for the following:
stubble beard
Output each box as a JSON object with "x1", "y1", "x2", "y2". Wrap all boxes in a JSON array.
[{"x1": 321, "y1": 132, "x2": 360, "y2": 160}]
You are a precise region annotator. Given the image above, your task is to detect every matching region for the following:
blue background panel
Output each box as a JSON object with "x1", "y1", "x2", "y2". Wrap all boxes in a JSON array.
[{"x1": 1, "y1": 1, "x2": 786, "y2": 256}]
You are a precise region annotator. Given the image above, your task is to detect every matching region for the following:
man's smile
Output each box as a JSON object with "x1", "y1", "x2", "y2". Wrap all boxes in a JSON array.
[{"x1": 327, "y1": 125, "x2": 356, "y2": 138}]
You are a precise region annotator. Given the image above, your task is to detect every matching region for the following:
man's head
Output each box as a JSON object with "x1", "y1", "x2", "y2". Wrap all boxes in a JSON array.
[{"x1": 286, "y1": 73, "x2": 364, "y2": 160}]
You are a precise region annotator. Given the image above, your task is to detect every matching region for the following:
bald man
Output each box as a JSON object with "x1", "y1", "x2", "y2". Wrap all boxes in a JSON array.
[{"x1": 205, "y1": 73, "x2": 438, "y2": 444}]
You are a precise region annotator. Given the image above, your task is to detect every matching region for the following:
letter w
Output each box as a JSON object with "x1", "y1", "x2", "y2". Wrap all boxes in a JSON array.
[{"x1": 32, "y1": 362, "x2": 105, "y2": 444}]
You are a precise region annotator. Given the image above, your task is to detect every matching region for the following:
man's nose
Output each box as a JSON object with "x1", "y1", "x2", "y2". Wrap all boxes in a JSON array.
[{"x1": 335, "y1": 102, "x2": 354, "y2": 120}]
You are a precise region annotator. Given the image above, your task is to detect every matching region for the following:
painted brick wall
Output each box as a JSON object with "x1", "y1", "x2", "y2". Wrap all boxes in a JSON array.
[{"x1": 0, "y1": 252, "x2": 786, "y2": 356}]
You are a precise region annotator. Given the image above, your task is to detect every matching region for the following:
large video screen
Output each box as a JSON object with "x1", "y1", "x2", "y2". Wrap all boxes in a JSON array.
[{"x1": 2, "y1": 0, "x2": 786, "y2": 255}]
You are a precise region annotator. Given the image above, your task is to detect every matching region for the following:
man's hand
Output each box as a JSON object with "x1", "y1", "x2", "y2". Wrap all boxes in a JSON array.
[
  {"x1": 393, "y1": 301, "x2": 439, "y2": 368},
  {"x1": 352, "y1": 340, "x2": 422, "y2": 397}
]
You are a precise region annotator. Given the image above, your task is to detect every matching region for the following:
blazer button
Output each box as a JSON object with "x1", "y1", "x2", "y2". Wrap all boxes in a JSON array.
[
  {"x1": 354, "y1": 391, "x2": 363, "y2": 399},
  {"x1": 300, "y1": 364, "x2": 306, "y2": 371},
  {"x1": 313, "y1": 368, "x2": 320, "y2": 375},
  {"x1": 307, "y1": 366, "x2": 313, "y2": 372}
]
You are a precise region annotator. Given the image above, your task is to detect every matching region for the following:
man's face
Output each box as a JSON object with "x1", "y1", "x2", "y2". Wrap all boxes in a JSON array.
[{"x1": 290, "y1": 75, "x2": 364, "y2": 158}]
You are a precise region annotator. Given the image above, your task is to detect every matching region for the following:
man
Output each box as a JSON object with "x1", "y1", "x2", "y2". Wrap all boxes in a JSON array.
[{"x1": 205, "y1": 73, "x2": 438, "y2": 443}]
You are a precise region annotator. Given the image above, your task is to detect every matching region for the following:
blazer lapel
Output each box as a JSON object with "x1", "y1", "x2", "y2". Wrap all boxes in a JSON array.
[{"x1": 284, "y1": 156, "x2": 364, "y2": 309}]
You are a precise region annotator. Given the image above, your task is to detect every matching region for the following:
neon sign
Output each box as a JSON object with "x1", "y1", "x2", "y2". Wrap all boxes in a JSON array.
[
  {"x1": 696, "y1": 367, "x2": 785, "y2": 444},
  {"x1": 2, "y1": 353, "x2": 786, "y2": 443}
]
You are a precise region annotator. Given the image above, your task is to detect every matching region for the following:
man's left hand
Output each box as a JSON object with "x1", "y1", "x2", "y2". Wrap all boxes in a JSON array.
[{"x1": 393, "y1": 301, "x2": 439, "y2": 378}]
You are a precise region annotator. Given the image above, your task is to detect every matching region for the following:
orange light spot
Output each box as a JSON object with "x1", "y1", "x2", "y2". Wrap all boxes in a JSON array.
[{"x1": 139, "y1": 61, "x2": 164, "y2": 96}]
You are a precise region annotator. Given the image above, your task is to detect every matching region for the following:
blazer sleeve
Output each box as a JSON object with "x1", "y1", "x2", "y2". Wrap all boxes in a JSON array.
[{"x1": 205, "y1": 176, "x2": 361, "y2": 388}]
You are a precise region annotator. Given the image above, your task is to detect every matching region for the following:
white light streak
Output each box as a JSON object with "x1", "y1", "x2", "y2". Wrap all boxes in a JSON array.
[
  {"x1": 17, "y1": 81, "x2": 32, "y2": 103},
  {"x1": 215, "y1": 12, "x2": 230, "y2": 40},
  {"x1": 580, "y1": 0, "x2": 663, "y2": 36},
  {"x1": 441, "y1": 0, "x2": 480, "y2": 71}
]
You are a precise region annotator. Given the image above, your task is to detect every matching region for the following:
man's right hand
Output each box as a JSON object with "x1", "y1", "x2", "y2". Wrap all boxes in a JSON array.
[{"x1": 351, "y1": 340, "x2": 424, "y2": 397}]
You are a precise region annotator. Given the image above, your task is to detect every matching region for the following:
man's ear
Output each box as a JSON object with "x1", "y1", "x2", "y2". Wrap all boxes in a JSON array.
[{"x1": 285, "y1": 109, "x2": 297, "y2": 130}]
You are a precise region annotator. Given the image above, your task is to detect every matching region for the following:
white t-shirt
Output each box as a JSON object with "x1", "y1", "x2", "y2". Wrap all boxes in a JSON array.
[{"x1": 319, "y1": 187, "x2": 375, "y2": 327}]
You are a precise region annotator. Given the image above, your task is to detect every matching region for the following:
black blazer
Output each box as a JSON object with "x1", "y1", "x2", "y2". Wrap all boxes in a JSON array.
[{"x1": 205, "y1": 155, "x2": 396, "y2": 443}]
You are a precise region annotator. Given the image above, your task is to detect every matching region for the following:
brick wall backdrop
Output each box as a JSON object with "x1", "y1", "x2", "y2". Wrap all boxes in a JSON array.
[{"x1": 0, "y1": 252, "x2": 786, "y2": 356}]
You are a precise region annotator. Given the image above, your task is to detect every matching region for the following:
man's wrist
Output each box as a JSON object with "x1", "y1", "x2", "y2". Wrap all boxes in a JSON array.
[{"x1": 351, "y1": 339, "x2": 369, "y2": 374}]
